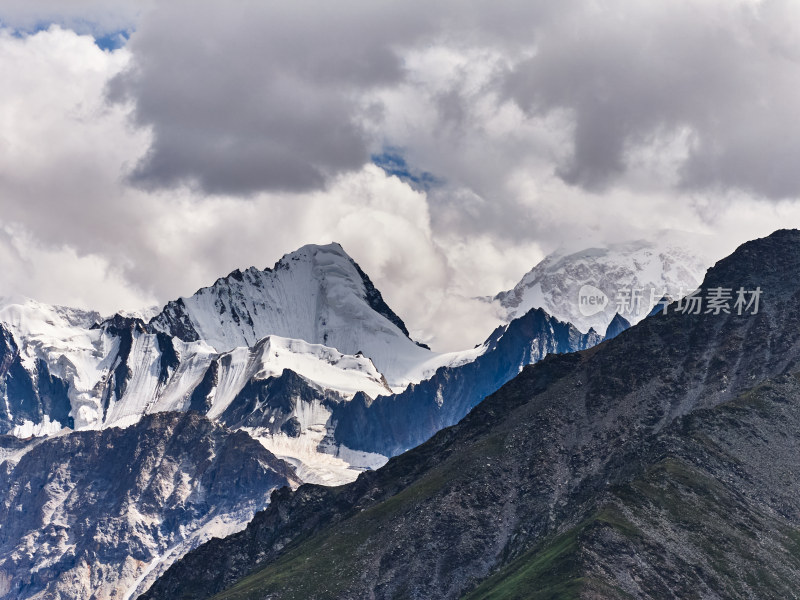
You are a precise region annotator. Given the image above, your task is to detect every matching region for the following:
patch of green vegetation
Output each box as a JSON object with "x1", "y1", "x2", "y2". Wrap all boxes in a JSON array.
[
  {"x1": 726, "y1": 376, "x2": 790, "y2": 415},
  {"x1": 620, "y1": 457, "x2": 737, "y2": 523},
  {"x1": 209, "y1": 521, "x2": 368, "y2": 600},
  {"x1": 594, "y1": 506, "x2": 642, "y2": 540},
  {"x1": 463, "y1": 507, "x2": 638, "y2": 600},
  {"x1": 612, "y1": 453, "x2": 800, "y2": 598},
  {"x1": 463, "y1": 526, "x2": 584, "y2": 600},
  {"x1": 370, "y1": 432, "x2": 507, "y2": 520},
  {"x1": 743, "y1": 566, "x2": 783, "y2": 592},
  {"x1": 211, "y1": 477, "x2": 440, "y2": 599},
  {"x1": 778, "y1": 527, "x2": 800, "y2": 564}
]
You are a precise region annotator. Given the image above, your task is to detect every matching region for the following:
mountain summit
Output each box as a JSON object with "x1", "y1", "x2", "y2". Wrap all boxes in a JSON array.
[
  {"x1": 496, "y1": 234, "x2": 713, "y2": 334},
  {"x1": 149, "y1": 243, "x2": 431, "y2": 386}
]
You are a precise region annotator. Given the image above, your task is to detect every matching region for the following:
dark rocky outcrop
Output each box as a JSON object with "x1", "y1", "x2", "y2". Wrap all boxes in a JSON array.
[
  {"x1": 148, "y1": 297, "x2": 200, "y2": 343},
  {"x1": 98, "y1": 316, "x2": 147, "y2": 418},
  {"x1": 332, "y1": 307, "x2": 601, "y2": 457},
  {"x1": 0, "y1": 324, "x2": 72, "y2": 433},
  {"x1": 603, "y1": 312, "x2": 631, "y2": 339},
  {"x1": 218, "y1": 369, "x2": 341, "y2": 432},
  {"x1": 0, "y1": 412, "x2": 298, "y2": 600},
  {"x1": 188, "y1": 358, "x2": 220, "y2": 414}
]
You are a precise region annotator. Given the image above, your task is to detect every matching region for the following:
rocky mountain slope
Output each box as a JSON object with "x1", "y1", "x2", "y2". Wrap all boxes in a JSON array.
[
  {"x1": 185, "y1": 305, "x2": 599, "y2": 484},
  {"x1": 0, "y1": 241, "x2": 609, "y2": 600},
  {"x1": 0, "y1": 412, "x2": 299, "y2": 600},
  {"x1": 0, "y1": 243, "x2": 428, "y2": 438},
  {"x1": 142, "y1": 229, "x2": 800, "y2": 599},
  {"x1": 0, "y1": 236, "x2": 717, "y2": 599},
  {"x1": 0, "y1": 247, "x2": 434, "y2": 486},
  {"x1": 464, "y1": 371, "x2": 800, "y2": 599},
  {"x1": 0, "y1": 322, "x2": 72, "y2": 437},
  {"x1": 331, "y1": 307, "x2": 601, "y2": 457}
]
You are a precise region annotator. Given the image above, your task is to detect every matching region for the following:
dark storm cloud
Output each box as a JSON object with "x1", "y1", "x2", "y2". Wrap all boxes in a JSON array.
[
  {"x1": 503, "y1": 1, "x2": 800, "y2": 199},
  {"x1": 10, "y1": 0, "x2": 799, "y2": 202},
  {"x1": 108, "y1": 1, "x2": 433, "y2": 194},
  {"x1": 106, "y1": 0, "x2": 574, "y2": 196},
  {"x1": 103, "y1": 0, "x2": 800, "y2": 201}
]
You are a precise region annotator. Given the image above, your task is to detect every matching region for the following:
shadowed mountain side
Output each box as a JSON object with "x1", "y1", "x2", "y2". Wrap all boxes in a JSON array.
[{"x1": 332, "y1": 307, "x2": 601, "y2": 457}]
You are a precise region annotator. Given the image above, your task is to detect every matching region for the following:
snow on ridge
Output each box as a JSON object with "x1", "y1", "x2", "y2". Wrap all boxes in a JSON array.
[
  {"x1": 0, "y1": 244, "x2": 457, "y2": 399},
  {"x1": 0, "y1": 294, "x2": 401, "y2": 438},
  {"x1": 0, "y1": 243, "x2": 440, "y2": 437},
  {"x1": 148, "y1": 242, "x2": 433, "y2": 387},
  {"x1": 497, "y1": 234, "x2": 716, "y2": 335},
  {"x1": 10, "y1": 415, "x2": 65, "y2": 438},
  {"x1": 199, "y1": 334, "x2": 394, "y2": 422},
  {"x1": 0, "y1": 296, "x2": 101, "y2": 336}
]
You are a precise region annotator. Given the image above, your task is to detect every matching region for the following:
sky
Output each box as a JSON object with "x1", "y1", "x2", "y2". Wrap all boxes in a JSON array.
[{"x1": 1, "y1": 0, "x2": 800, "y2": 350}]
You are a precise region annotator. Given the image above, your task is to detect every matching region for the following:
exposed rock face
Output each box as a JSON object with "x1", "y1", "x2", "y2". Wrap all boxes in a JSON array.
[
  {"x1": 0, "y1": 247, "x2": 608, "y2": 487},
  {"x1": 143, "y1": 230, "x2": 800, "y2": 600},
  {"x1": 332, "y1": 307, "x2": 601, "y2": 457},
  {"x1": 218, "y1": 368, "x2": 340, "y2": 432},
  {"x1": 603, "y1": 312, "x2": 631, "y2": 340},
  {"x1": 0, "y1": 242, "x2": 456, "y2": 454},
  {"x1": 487, "y1": 372, "x2": 800, "y2": 599},
  {"x1": 0, "y1": 238, "x2": 716, "y2": 600},
  {"x1": 0, "y1": 324, "x2": 72, "y2": 435},
  {"x1": 0, "y1": 412, "x2": 298, "y2": 600}
]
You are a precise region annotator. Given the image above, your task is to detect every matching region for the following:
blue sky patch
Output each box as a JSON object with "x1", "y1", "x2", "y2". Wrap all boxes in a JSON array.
[
  {"x1": 372, "y1": 149, "x2": 442, "y2": 192},
  {"x1": 3, "y1": 21, "x2": 52, "y2": 38},
  {"x1": 94, "y1": 29, "x2": 130, "y2": 51},
  {"x1": 0, "y1": 19, "x2": 131, "y2": 51}
]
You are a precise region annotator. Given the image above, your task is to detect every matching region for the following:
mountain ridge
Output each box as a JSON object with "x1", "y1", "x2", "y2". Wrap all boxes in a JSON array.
[
  {"x1": 331, "y1": 306, "x2": 601, "y2": 457},
  {"x1": 146, "y1": 242, "x2": 430, "y2": 385}
]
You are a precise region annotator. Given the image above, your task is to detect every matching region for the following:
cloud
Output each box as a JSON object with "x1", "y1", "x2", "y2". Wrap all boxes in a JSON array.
[
  {"x1": 2, "y1": 3, "x2": 800, "y2": 352},
  {"x1": 103, "y1": 0, "x2": 800, "y2": 203},
  {"x1": 106, "y1": 1, "x2": 432, "y2": 194},
  {"x1": 0, "y1": 27, "x2": 147, "y2": 249},
  {"x1": 0, "y1": 27, "x2": 500, "y2": 347},
  {"x1": 0, "y1": 224, "x2": 156, "y2": 312},
  {"x1": 103, "y1": 0, "x2": 575, "y2": 197},
  {"x1": 503, "y1": 0, "x2": 800, "y2": 199}
]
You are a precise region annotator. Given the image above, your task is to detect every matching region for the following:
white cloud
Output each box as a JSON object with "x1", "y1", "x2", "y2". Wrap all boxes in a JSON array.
[
  {"x1": 1, "y1": 4, "x2": 800, "y2": 352},
  {"x1": 0, "y1": 25, "x2": 502, "y2": 348},
  {"x1": 0, "y1": 224, "x2": 155, "y2": 312}
]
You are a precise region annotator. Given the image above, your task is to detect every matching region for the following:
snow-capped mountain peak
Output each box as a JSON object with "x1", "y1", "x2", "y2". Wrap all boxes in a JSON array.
[
  {"x1": 496, "y1": 234, "x2": 716, "y2": 334},
  {"x1": 148, "y1": 243, "x2": 430, "y2": 386}
]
